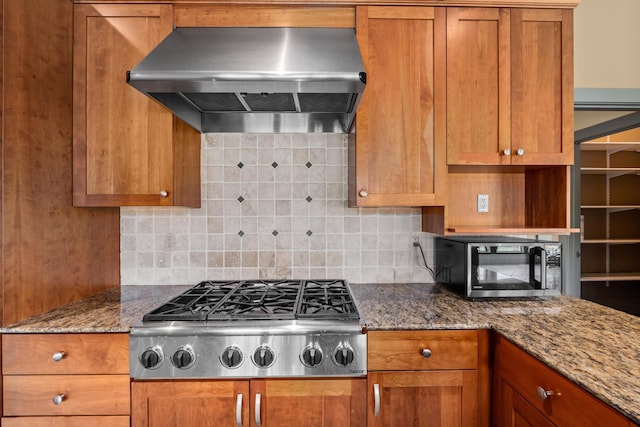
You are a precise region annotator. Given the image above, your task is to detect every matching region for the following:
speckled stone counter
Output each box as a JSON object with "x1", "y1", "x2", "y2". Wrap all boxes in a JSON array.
[{"x1": 2, "y1": 283, "x2": 639, "y2": 424}]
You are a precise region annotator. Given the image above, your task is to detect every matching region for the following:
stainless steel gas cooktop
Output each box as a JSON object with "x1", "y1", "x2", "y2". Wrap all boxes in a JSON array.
[{"x1": 130, "y1": 280, "x2": 367, "y2": 379}]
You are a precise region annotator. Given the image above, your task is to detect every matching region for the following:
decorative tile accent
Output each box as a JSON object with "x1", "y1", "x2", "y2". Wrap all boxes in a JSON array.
[{"x1": 120, "y1": 133, "x2": 433, "y2": 285}]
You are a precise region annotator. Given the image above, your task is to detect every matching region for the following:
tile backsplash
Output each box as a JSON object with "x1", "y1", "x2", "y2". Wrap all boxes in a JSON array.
[{"x1": 120, "y1": 133, "x2": 434, "y2": 285}]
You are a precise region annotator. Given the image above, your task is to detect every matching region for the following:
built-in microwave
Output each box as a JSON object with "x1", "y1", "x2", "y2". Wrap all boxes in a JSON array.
[{"x1": 435, "y1": 236, "x2": 561, "y2": 298}]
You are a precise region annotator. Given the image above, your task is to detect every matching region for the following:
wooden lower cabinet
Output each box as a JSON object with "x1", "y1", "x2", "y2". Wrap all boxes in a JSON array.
[
  {"x1": 1, "y1": 333, "x2": 130, "y2": 425},
  {"x1": 368, "y1": 370, "x2": 478, "y2": 426},
  {"x1": 499, "y1": 382, "x2": 556, "y2": 427},
  {"x1": 132, "y1": 378, "x2": 366, "y2": 427},
  {"x1": 493, "y1": 334, "x2": 632, "y2": 427},
  {"x1": 1, "y1": 416, "x2": 130, "y2": 427},
  {"x1": 367, "y1": 330, "x2": 488, "y2": 427}
]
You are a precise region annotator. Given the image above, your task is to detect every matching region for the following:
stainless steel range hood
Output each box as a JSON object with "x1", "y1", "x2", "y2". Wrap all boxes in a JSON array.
[{"x1": 127, "y1": 27, "x2": 366, "y2": 134}]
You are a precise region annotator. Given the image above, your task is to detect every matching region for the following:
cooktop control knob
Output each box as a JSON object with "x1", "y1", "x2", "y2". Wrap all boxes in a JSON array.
[
  {"x1": 171, "y1": 345, "x2": 195, "y2": 369},
  {"x1": 221, "y1": 346, "x2": 244, "y2": 368},
  {"x1": 301, "y1": 345, "x2": 323, "y2": 367},
  {"x1": 253, "y1": 345, "x2": 275, "y2": 368},
  {"x1": 333, "y1": 344, "x2": 355, "y2": 366},
  {"x1": 140, "y1": 346, "x2": 164, "y2": 370}
]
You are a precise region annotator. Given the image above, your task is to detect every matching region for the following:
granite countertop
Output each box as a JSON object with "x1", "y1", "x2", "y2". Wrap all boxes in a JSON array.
[{"x1": 2, "y1": 283, "x2": 639, "y2": 424}]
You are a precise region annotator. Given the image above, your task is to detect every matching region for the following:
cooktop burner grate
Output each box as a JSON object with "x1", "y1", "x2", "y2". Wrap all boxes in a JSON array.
[{"x1": 142, "y1": 279, "x2": 359, "y2": 322}]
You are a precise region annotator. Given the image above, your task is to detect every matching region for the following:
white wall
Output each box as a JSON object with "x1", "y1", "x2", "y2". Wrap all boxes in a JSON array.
[{"x1": 574, "y1": 0, "x2": 640, "y2": 88}]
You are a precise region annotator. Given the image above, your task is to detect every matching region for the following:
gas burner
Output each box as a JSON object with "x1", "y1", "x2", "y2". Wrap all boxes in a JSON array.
[{"x1": 142, "y1": 279, "x2": 359, "y2": 322}]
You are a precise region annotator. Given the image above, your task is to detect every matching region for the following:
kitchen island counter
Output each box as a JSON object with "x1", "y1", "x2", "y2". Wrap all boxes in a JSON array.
[{"x1": 1, "y1": 283, "x2": 639, "y2": 424}]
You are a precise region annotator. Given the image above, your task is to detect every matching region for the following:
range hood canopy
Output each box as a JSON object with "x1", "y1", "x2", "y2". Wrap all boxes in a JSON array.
[{"x1": 127, "y1": 27, "x2": 367, "y2": 134}]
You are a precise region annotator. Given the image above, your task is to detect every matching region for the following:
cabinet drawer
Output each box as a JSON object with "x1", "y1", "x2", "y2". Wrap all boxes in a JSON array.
[
  {"x1": 368, "y1": 330, "x2": 478, "y2": 371},
  {"x1": 2, "y1": 334, "x2": 129, "y2": 375},
  {"x1": 494, "y1": 335, "x2": 630, "y2": 427},
  {"x1": 1, "y1": 416, "x2": 130, "y2": 427},
  {"x1": 3, "y1": 375, "x2": 130, "y2": 416}
]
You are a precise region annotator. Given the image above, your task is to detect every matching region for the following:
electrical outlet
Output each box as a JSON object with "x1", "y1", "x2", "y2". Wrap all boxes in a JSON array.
[{"x1": 477, "y1": 194, "x2": 489, "y2": 213}]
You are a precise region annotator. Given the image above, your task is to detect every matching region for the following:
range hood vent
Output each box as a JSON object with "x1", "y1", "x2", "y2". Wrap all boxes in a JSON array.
[{"x1": 127, "y1": 27, "x2": 366, "y2": 134}]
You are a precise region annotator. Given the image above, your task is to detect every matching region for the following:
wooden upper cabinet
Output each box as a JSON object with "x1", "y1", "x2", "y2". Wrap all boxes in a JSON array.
[
  {"x1": 73, "y1": 4, "x2": 201, "y2": 207},
  {"x1": 351, "y1": 6, "x2": 446, "y2": 207},
  {"x1": 447, "y1": 8, "x2": 573, "y2": 166},
  {"x1": 510, "y1": 9, "x2": 573, "y2": 165},
  {"x1": 446, "y1": 7, "x2": 511, "y2": 166}
]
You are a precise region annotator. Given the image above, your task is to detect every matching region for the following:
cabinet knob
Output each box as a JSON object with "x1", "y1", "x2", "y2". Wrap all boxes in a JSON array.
[
  {"x1": 159, "y1": 190, "x2": 169, "y2": 198},
  {"x1": 502, "y1": 148, "x2": 511, "y2": 156},
  {"x1": 52, "y1": 394, "x2": 65, "y2": 405},
  {"x1": 52, "y1": 352, "x2": 65, "y2": 362},
  {"x1": 536, "y1": 386, "x2": 557, "y2": 400},
  {"x1": 516, "y1": 148, "x2": 525, "y2": 156},
  {"x1": 421, "y1": 348, "x2": 432, "y2": 359},
  {"x1": 359, "y1": 190, "x2": 368, "y2": 198}
]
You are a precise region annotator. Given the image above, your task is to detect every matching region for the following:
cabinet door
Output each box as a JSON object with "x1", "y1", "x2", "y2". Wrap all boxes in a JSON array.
[
  {"x1": 511, "y1": 9, "x2": 573, "y2": 165},
  {"x1": 73, "y1": 4, "x2": 200, "y2": 207},
  {"x1": 251, "y1": 378, "x2": 366, "y2": 427},
  {"x1": 446, "y1": 8, "x2": 511, "y2": 165},
  {"x1": 131, "y1": 381, "x2": 250, "y2": 427},
  {"x1": 368, "y1": 371, "x2": 478, "y2": 427},
  {"x1": 498, "y1": 381, "x2": 556, "y2": 427},
  {"x1": 352, "y1": 6, "x2": 446, "y2": 207}
]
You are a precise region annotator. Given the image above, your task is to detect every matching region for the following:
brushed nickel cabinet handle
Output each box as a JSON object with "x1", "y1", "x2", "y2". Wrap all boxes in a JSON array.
[
  {"x1": 536, "y1": 386, "x2": 556, "y2": 400},
  {"x1": 421, "y1": 348, "x2": 432, "y2": 358},
  {"x1": 373, "y1": 383, "x2": 381, "y2": 417},
  {"x1": 159, "y1": 190, "x2": 169, "y2": 197},
  {"x1": 503, "y1": 148, "x2": 511, "y2": 156},
  {"x1": 52, "y1": 394, "x2": 65, "y2": 405},
  {"x1": 52, "y1": 351, "x2": 65, "y2": 362},
  {"x1": 235, "y1": 393, "x2": 243, "y2": 427},
  {"x1": 359, "y1": 190, "x2": 368, "y2": 198},
  {"x1": 255, "y1": 393, "x2": 262, "y2": 426},
  {"x1": 516, "y1": 148, "x2": 525, "y2": 156}
]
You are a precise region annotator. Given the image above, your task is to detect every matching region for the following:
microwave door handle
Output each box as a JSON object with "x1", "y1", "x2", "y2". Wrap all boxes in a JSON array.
[
  {"x1": 540, "y1": 248, "x2": 547, "y2": 290},
  {"x1": 529, "y1": 247, "x2": 546, "y2": 289}
]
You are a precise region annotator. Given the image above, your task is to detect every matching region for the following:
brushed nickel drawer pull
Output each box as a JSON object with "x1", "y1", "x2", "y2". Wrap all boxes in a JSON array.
[
  {"x1": 52, "y1": 394, "x2": 65, "y2": 405},
  {"x1": 536, "y1": 386, "x2": 557, "y2": 400},
  {"x1": 52, "y1": 351, "x2": 65, "y2": 362},
  {"x1": 421, "y1": 348, "x2": 432, "y2": 358}
]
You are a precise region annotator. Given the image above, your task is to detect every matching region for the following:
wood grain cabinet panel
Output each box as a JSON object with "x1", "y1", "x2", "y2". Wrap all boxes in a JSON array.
[
  {"x1": 73, "y1": 4, "x2": 200, "y2": 207},
  {"x1": 368, "y1": 330, "x2": 478, "y2": 371},
  {"x1": 350, "y1": 6, "x2": 446, "y2": 207},
  {"x1": 132, "y1": 378, "x2": 365, "y2": 427},
  {"x1": 251, "y1": 379, "x2": 366, "y2": 427},
  {"x1": 1, "y1": 416, "x2": 130, "y2": 427},
  {"x1": 447, "y1": 8, "x2": 573, "y2": 166},
  {"x1": 2, "y1": 333, "x2": 129, "y2": 375},
  {"x1": 3, "y1": 375, "x2": 130, "y2": 416},
  {"x1": 367, "y1": 330, "x2": 486, "y2": 427},
  {"x1": 2, "y1": 334, "x2": 131, "y2": 424},
  {"x1": 493, "y1": 335, "x2": 632, "y2": 427}
]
